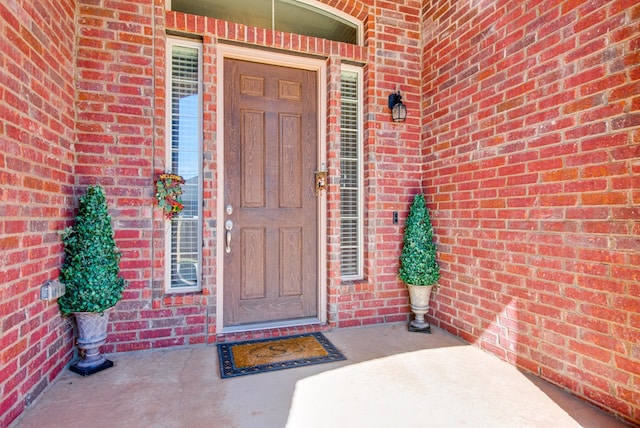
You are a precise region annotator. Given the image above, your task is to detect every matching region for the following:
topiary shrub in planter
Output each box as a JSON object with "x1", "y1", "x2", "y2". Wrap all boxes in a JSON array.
[
  {"x1": 399, "y1": 193, "x2": 440, "y2": 333},
  {"x1": 58, "y1": 185, "x2": 127, "y2": 375}
]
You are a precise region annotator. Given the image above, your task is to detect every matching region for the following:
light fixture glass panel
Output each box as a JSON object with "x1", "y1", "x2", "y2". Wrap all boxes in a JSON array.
[{"x1": 392, "y1": 103, "x2": 407, "y2": 122}]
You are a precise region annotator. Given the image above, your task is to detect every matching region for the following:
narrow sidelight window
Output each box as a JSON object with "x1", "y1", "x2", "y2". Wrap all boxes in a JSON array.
[
  {"x1": 166, "y1": 38, "x2": 202, "y2": 292},
  {"x1": 340, "y1": 67, "x2": 363, "y2": 279}
]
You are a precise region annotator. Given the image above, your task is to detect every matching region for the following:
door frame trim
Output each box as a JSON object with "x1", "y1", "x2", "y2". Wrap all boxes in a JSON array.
[{"x1": 215, "y1": 44, "x2": 327, "y2": 333}]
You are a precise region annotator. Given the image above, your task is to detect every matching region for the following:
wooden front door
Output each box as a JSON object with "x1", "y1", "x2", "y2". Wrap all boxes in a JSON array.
[{"x1": 223, "y1": 58, "x2": 318, "y2": 327}]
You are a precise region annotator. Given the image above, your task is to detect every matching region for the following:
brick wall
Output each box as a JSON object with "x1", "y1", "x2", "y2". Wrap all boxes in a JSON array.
[
  {"x1": 73, "y1": 0, "x2": 217, "y2": 352},
  {"x1": 333, "y1": 0, "x2": 424, "y2": 328},
  {"x1": 77, "y1": 0, "x2": 161, "y2": 352},
  {"x1": 421, "y1": 0, "x2": 639, "y2": 423},
  {"x1": 0, "y1": 0, "x2": 77, "y2": 426}
]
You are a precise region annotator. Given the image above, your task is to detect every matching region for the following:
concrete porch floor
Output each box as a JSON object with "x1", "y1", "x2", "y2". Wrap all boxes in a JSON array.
[{"x1": 11, "y1": 324, "x2": 632, "y2": 428}]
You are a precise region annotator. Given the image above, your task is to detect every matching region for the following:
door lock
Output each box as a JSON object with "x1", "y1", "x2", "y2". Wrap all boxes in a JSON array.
[{"x1": 315, "y1": 170, "x2": 327, "y2": 195}]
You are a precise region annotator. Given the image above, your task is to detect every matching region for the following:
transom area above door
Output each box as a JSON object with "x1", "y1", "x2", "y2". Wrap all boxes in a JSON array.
[{"x1": 168, "y1": 0, "x2": 360, "y2": 44}]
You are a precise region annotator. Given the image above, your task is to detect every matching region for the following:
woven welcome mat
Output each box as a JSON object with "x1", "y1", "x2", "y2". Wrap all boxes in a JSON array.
[{"x1": 217, "y1": 332, "x2": 346, "y2": 378}]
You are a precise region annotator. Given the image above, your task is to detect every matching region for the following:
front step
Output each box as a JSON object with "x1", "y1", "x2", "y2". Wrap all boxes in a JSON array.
[{"x1": 215, "y1": 323, "x2": 329, "y2": 343}]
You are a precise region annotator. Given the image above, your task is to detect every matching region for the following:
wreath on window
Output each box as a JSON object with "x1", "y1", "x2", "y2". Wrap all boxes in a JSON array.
[{"x1": 155, "y1": 173, "x2": 185, "y2": 219}]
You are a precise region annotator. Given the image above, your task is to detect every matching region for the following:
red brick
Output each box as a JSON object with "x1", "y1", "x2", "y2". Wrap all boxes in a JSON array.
[
  {"x1": 569, "y1": 340, "x2": 613, "y2": 363},
  {"x1": 579, "y1": 303, "x2": 627, "y2": 324},
  {"x1": 581, "y1": 192, "x2": 628, "y2": 205},
  {"x1": 611, "y1": 113, "x2": 640, "y2": 130},
  {"x1": 614, "y1": 356, "x2": 640, "y2": 376}
]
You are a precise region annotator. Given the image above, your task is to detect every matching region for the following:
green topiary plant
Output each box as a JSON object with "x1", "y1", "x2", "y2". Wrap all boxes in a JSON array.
[
  {"x1": 399, "y1": 193, "x2": 441, "y2": 286},
  {"x1": 58, "y1": 185, "x2": 127, "y2": 314}
]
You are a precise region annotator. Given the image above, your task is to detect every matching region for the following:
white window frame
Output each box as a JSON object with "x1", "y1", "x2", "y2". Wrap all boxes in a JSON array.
[
  {"x1": 340, "y1": 65, "x2": 363, "y2": 280},
  {"x1": 164, "y1": 37, "x2": 203, "y2": 293}
]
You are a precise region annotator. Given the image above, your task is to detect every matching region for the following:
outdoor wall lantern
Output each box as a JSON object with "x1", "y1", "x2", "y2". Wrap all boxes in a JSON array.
[{"x1": 388, "y1": 91, "x2": 407, "y2": 122}]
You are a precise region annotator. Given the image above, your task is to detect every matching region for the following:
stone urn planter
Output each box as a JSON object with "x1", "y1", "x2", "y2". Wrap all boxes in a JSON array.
[
  {"x1": 70, "y1": 310, "x2": 114, "y2": 376},
  {"x1": 407, "y1": 284, "x2": 434, "y2": 333},
  {"x1": 399, "y1": 194, "x2": 441, "y2": 334},
  {"x1": 58, "y1": 185, "x2": 127, "y2": 376}
]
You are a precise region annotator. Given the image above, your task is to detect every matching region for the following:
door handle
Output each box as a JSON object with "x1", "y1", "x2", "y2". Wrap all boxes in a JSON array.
[{"x1": 225, "y1": 220, "x2": 233, "y2": 253}]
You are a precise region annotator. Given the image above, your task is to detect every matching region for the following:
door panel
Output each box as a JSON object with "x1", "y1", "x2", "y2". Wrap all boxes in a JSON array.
[
  {"x1": 280, "y1": 114, "x2": 302, "y2": 208},
  {"x1": 280, "y1": 227, "x2": 302, "y2": 296},
  {"x1": 241, "y1": 110, "x2": 265, "y2": 207},
  {"x1": 224, "y1": 58, "x2": 318, "y2": 327},
  {"x1": 240, "y1": 228, "x2": 266, "y2": 299}
]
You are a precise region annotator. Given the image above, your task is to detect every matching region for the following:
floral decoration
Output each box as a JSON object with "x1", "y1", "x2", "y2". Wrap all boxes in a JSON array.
[{"x1": 155, "y1": 173, "x2": 185, "y2": 219}]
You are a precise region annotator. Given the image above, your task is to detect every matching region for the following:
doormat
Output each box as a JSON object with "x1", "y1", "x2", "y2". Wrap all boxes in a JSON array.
[{"x1": 217, "y1": 332, "x2": 346, "y2": 378}]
